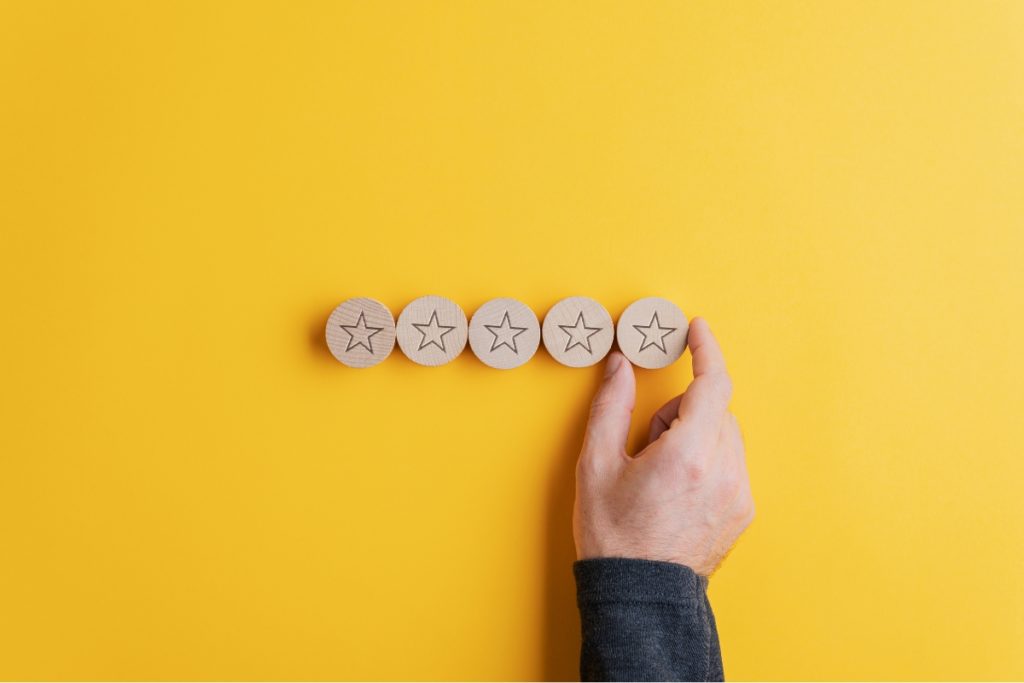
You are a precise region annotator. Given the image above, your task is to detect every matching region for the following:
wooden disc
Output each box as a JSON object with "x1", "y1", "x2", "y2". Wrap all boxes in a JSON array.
[
  {"x1": 615, "y1": 297, "x2": 688, "y2": 369},
  {"x1": 325, "y1": 297, "x2": 396, "y2": 368},
  {"x1": 468, "y1": 297, "x2": 540, "y2": 369},
  {"x1": 396, "y1": 295, "x2": 468, "y2": 366},
  {"x1": 541, "y1": 296, "x2": 614, "y2": 368}
]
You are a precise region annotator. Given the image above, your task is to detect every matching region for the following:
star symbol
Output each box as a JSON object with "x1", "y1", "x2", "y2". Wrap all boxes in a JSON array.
[
  {"x1": 340, "y1": 311, "x2": 383, "y2": 354},
  {"x1": 485, "y1": 311, "x2": 527, "y2": 354},
  {"x1": 558, "y1": 312, "x2": 602, "y2": 354},
  {"x1": 412, "y1": 310, "x2": 456, "y2": 352},
  {"x1": 633, "y1": 312, "x2": 677, "y2": 353}
]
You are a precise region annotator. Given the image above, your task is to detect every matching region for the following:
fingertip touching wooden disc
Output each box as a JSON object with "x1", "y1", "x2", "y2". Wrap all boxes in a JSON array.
[
  {"x1": 615, "y1": 297, "x2": 688, "y2": 369},
  {"x1": 325, "y1": 297, "x2": 396, "y2": 368},
  {"x1": 542, "y1": 296, "x2": 614, "y2": 368},
  {"x1": 468, "y1": 297, "x2": 540, "y2": 369},
  {"x1": 396, "y1": 295, "x2": 468, "y2": 366}
]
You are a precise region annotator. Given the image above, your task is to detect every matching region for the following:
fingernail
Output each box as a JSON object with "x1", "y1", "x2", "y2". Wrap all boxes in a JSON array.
[{"x1": 604, "y1": 352, "x2": 622, "y2": 379}]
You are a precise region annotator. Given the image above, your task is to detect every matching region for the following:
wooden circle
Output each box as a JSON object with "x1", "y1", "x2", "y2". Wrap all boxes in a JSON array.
[
  {"x1": 325, "y1": 297, "x2": 396, "y2": 368},
  {"x1": 542, "y1": 296, "x2": 614, "y2": 368},
  {"x1": 396, "y1": 295, "x2": 468, "y2": 366},
  {"x1": 468, "y1": 297, "x2": 540, "y2": 369},
  {"x1": 615, "y1": 297, "x2": 688, "y2": 369}
]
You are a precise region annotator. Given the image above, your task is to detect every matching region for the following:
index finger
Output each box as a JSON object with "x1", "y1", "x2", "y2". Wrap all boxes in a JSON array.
[
  {"x1": 676, "y1": 317, "x2": 733, "y2": 423},
  {"x1": 689, "y1": 316, "x2": 728, "y2": 379}
]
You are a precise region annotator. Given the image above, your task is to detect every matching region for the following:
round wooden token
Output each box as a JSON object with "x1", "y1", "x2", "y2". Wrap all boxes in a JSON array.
[
  {"x1": 542, "y1": 296, "x2": 614, "y2": 368},
  {"x1": 325, "y1": 297, "x2": 396, "y2": 368},
  {"x1": 615, "y1": 297, "x2": 688, "y2": 369},
  {"x1": 468, "y1": 297, "x2": 541, "y2": 369},
  {"x1": 396, "y1": 295, "x2": 468, "y2": 366}
]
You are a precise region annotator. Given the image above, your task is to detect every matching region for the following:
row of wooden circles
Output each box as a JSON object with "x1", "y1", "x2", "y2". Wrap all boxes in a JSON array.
[{"x1": 325, "y1": 295, "x2": 688, "y2": 370}]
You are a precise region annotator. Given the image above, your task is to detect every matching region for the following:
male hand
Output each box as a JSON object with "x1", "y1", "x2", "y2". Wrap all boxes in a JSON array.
[{"x1": 573, "y1": 318, "x2": 754, "y2": 576}]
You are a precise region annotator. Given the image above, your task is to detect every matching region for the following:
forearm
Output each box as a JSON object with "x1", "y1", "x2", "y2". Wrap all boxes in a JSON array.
[{"x1": 574, "y1": 558, "x2": 723, "y2": 682}]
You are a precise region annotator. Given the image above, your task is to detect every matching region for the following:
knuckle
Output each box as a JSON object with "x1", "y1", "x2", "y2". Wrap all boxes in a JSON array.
[
  {"x1": 588, "y1": 397, "x2": 622, "y2": 422},
  {"x1": 682, "y1": 458, "x2": 708, "y2": 483}
]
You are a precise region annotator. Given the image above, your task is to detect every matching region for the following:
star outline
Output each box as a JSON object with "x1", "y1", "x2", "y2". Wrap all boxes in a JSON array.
[
  {"x1": 484, "y1": 310, "x2": 528, "y2": 354},
  {"x1": 558, "y1": 311, "x2": 602, "y2": 354},
  {"x1": 633, "y1": 311, "x2": 677, "y2": 354},
  {"x1": 412, "y1": 310, "x2": 457, "y2": 352},
  {"x1": 340, "y1": 311, "x2": 383, "y2": 354}
]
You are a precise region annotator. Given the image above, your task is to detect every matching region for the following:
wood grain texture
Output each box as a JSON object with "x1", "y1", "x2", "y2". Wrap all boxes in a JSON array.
[
  {"x1": 615, "y1": 296, "x2": 688, "y2": 369},
  {"x1": 541, "y1": 296, "x2": 614, "y2": 368},
  {"x1": 468, "y1": 297, "x2": 540, "y2": 370},
  {"x1": 395, "y1": 295, "x2": 468, "y2": 366},
  {"x1": 325, "y1": 297, "x2": 396, "y2": 368}
]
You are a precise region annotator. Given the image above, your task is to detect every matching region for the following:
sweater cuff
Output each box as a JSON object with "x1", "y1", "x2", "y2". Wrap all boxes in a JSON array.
[{"x1": 574, "y1": 557, "x2": 706, "y2": 605}]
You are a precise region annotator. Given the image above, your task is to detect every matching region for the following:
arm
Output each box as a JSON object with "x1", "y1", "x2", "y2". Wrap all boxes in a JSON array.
[{"x1": 573, "y1": 318, "x2": 752, "y2": 682}]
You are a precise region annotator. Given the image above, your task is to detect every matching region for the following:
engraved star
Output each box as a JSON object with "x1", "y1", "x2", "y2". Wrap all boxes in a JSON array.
[
  {"x1": 633, "y1": 312, "x2": 677, "y2": 353},
  {"x1": 558, "y1": 312, "x2": 601, "y2": 354},
  {"x1": 340, "y1": 311, "x2": 383, "y2": 354},
  {"x1": 485, "y1": 311, "x2": 527, "y2": 354},
  {"x1": 413, "y1": 310, "x2": 456, "y2": 352}
]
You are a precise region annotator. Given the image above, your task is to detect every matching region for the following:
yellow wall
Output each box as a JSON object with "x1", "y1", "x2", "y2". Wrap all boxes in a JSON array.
[{"x1": 2, "y1": 2, "x2": 1022, "y2": 679}]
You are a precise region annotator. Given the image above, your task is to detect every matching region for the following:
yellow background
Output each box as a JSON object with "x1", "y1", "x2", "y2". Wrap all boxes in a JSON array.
[{"x1": 1, "y1": 1, "x2": 1022, "y2": 679}]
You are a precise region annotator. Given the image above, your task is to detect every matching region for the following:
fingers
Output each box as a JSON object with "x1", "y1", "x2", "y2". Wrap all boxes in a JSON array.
[
  {"x1": 648, "y1": 320, "x2": 732, "y2": 445},
  {"x1": 648, "y1": 395, "x2": 682, "y2": 443},
  {"x1": 676, "y1": 317, "x2": 733, "y2": 426},
  {"x1": 583, "y1": 351, "x2": 636, "y2": 461},
  {"x1": 689, "y1": 317, "x2": 728, "y2": 379}
]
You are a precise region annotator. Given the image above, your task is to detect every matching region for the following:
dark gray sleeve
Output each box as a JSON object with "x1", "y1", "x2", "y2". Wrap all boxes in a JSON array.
[{"x1": 574, "y1": 558, "x2": 724, "y2": 682}]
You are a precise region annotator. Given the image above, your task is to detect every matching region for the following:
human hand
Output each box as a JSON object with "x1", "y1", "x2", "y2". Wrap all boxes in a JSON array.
[{"x1": 573, "y1": 318, "x2": 754, "y2": 576}]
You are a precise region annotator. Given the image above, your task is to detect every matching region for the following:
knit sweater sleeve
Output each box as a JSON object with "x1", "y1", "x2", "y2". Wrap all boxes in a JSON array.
[{"x1": 574, "y1": 558, "x2": 724, "y2": 681}]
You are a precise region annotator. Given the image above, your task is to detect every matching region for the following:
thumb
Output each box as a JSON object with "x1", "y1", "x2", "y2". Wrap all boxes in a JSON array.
[{"x1": 583, "y1": 351, "x2": 636, "y2": 460}]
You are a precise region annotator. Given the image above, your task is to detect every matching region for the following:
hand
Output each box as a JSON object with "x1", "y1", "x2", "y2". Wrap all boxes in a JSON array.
[{"x1": 573, "y1": 318, "x2": 754, "y2": 576}]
